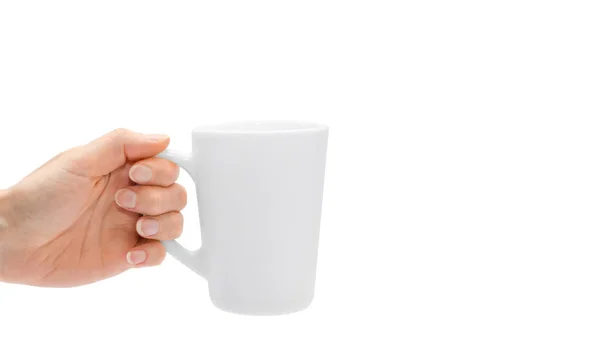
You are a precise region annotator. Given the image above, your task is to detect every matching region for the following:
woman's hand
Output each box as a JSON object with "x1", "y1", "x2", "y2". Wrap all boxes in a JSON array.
[{"x1": 0, "y1": 129, "x2": 185, "y2": 287}]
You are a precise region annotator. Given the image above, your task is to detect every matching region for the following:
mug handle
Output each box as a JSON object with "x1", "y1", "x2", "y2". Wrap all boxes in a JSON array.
[{"x1": 156, "y1": 149, "x2": 207, "y2": 278}]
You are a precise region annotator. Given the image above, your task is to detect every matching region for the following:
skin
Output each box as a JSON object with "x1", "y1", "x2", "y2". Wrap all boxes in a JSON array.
[{"x1": 0, "y1": 129, "x2": 186, "y2": 287}]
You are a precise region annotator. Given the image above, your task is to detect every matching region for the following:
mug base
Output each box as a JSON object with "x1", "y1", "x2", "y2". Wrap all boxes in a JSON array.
[{"x1": 209, "y1": 295, "x2": 314, "y2": 316}]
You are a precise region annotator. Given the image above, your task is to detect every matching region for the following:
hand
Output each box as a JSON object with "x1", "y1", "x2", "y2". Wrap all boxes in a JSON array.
[{"x1": 0, "y1": 129, "x2": 186, "y2": 287}]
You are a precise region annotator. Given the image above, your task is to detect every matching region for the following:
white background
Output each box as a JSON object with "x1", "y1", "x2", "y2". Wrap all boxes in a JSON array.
[{"x1": 1, "y1": 0, "x2": 599, "y2": 336}]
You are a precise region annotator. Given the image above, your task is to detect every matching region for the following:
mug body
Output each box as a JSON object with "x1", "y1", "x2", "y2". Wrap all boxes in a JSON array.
[{"x1": 191, "y1": 121, "x2": 328, "y2": 315}]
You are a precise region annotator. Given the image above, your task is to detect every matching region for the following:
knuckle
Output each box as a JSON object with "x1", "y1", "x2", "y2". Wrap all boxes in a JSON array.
[
  {"x1": 105, "y1": 128, "x2": 129, "y2": 143},
  {"x1": 112, "y1": 128, "x2": 130, "y2": 137},
  {"x1": 171, "y1": 213, "x2": 184, "y2": 237},
  {"x1": 169, "y1": 162, "x2": 180, "y2": 181},
  {"x1": 150, "y1": 190, "x2": 163, "y2": 212},
  {"x1": 155, "y1": 245, "x2": 167, "y2": 265},
  {"x1": 174, "y1": 184, "x2": 187, "y2": 207}
]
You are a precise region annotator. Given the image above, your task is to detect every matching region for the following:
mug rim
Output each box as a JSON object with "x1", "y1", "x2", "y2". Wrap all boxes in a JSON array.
[{"x1": 192, "y1": 120, "x2": 328, "y2": 134}]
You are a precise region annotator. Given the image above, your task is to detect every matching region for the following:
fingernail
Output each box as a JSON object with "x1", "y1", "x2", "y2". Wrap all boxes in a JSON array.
[
  {"x1": 147, "y1": 134, "x2": 169, "y2": 142},
  {"x1": 137, "y1": 218, "x2": 159, "y2": 237},
  {"x1": 126, "y1": 250, "x2": 147, "y2": 265},
  {"x1": 130, "y1": 165, "x2": 152, "y2": 183},
  {"x1": 115, "y1": 189, "x2": 136, "y2": 209}
]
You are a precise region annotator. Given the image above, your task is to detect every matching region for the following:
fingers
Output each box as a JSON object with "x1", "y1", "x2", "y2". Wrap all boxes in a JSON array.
[
  {"x1": 114, "y1": 184, "x2": 187, "y2": 216},
  {"x1": 65, "y1": 128, "x2": 170, "y2": 177},
  {"x1": 129, "y1": 157, "x2": 180, "y2": 186},
  {"x1": 126, "y1": 239, "x2": 166, "y2": 267},
  {"x1": 125, "y1": 211, "x2": 183, "y2": 268},
  {"x1": 135, "y1": 212, "x2": 183, "y2": 240}
]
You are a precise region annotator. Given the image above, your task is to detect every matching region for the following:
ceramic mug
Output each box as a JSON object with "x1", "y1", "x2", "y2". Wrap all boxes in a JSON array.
[{"x1": 157, "y1": 121, "x2": 329, "y2": 315}]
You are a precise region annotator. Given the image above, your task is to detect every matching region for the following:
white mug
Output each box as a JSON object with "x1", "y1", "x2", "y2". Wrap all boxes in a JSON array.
[{"x1": 157, "y1": 121, "x2": 329, "y2": 315}]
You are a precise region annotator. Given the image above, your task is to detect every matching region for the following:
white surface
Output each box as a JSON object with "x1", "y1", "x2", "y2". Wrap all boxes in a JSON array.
[
  {"x1": 159, "y1": 122, "x2": 328, "y2": 315},
  {"x1": 0, "y1": 0, "x2": 599, "y2": 336}
]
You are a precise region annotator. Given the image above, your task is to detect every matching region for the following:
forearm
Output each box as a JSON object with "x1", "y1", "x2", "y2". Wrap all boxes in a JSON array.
[
  {"x1": 0, "y1": 188, "x2": 15, "y2": 232},
  {"x1": 0, "y1": 188, "x2": 16, "y2": 282}
]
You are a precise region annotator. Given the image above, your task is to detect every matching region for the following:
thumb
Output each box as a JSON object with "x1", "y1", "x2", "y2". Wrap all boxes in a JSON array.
[{"x1": 65, "y1": 128, "x2": 170, "y2": 177}]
